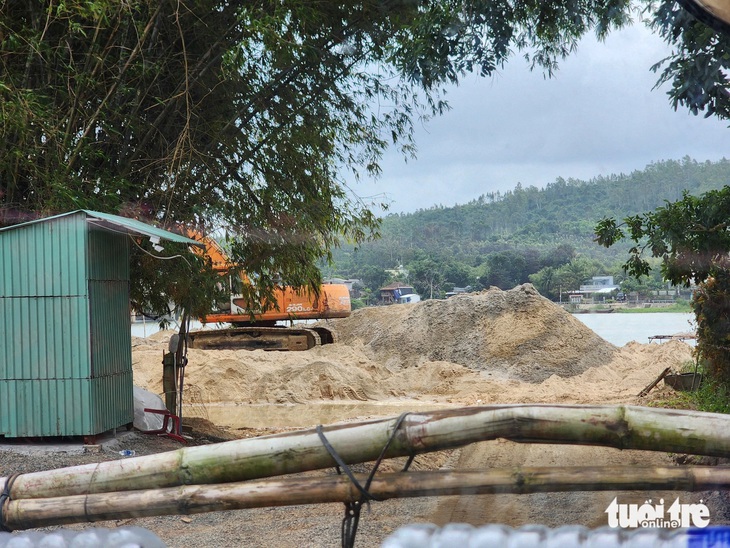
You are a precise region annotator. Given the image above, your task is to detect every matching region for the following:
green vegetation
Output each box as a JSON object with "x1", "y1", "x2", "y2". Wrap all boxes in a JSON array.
[
  {"x1": 690, "y1": 378, "x2": 730, "y2": 414},
  {"x1": 3, "y1": 2, "x2": 730, "y2": 321},
  {"x1": 328, "y1": 158, "x2": 730, "y2": 300},
  {"x1": 650, "y1": 361, "x2": 730, "y2": 414},
  {"x1": 597, "y1": 187, "x2": 730, "y2": 385},
  {"x1": 0, "y1": 0, "x2": 636, "y2": 318}
]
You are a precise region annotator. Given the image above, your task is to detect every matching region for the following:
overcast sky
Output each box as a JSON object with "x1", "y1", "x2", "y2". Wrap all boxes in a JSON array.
[{"x1": 348, "y1": 21, "x2": 729, "y2": 215}]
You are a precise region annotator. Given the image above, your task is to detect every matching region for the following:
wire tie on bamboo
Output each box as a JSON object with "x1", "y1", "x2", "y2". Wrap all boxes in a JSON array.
[
  {"x1": 316, "y1": 412, "x2": 412, "y2": 548},
  {"x1": 0, "y1": 474, "x2": 20, "y2": 532}
]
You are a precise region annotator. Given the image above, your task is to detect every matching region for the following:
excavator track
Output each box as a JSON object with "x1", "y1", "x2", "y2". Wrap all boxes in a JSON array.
[
  {"x1": 188, "y1": 327, "x2": 323, "y2": 351},
  {"x1": 310, "y1": 326, "x2": 337, "y2": 345}
]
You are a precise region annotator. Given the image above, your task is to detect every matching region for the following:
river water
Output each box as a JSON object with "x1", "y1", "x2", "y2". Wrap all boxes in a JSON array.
[{"x1": 574, "y1": 312, "x2": 696, "y2": 347}]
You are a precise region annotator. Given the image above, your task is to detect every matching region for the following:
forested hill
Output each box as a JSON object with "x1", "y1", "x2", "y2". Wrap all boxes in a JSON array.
[
  {"x1": 328, "y1": 158, "x2": 730, "y2": 301},
  {"x1": 382, "y1": 157, "x2": 729, "y2": 255}
]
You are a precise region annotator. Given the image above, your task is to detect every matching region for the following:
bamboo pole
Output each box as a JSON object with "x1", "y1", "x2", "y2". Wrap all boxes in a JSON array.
[
  {"x1": 4, "y1": 405, "x2": 730, "y2": 501},
  {"x1": 4, "y1": 466, "x2": 730, "y2": 530}
]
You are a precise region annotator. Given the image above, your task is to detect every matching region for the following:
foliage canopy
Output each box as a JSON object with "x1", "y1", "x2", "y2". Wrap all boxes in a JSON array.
[
  {"x1": 595, "y1": 187, "x2": 730, "y2": 382},
  {"x1": 1, "y1": 0, "x2": 728, "y2": 317},
  {"x1": 596, "y1": 189, "x2": 730, "y2": 286}
]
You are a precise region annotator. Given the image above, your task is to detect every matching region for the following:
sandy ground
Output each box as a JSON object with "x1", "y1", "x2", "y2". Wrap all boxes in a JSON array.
[{"x1": 3, "y1": 284, "x2": 727, "y2": 547}]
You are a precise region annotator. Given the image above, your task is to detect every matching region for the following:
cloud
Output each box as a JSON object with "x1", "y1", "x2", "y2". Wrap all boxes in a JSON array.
[{"x1": 352, "y1": 23, "x2": 729, "y2": 213}]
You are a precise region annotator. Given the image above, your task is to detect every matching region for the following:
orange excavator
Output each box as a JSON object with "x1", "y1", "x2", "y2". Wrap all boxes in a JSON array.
[{"x1": 186, "y1": 232, "x2": 351, "y2": 351}]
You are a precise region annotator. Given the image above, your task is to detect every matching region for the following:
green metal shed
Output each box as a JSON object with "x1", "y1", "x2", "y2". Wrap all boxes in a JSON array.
[{"x1": 0, "y1": 210, "x2": 200, "y2": 438}]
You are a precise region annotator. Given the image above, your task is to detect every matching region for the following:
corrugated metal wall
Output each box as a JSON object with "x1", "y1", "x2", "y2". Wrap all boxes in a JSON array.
[
  {"x1": 87, "y1": 224, "x2": 129, "y2": 281},
  {"x1": 0, "y1": 372, "x2": 133, "y2": 437},
  {"x1": 87, "y1": 226, "x2": 132, "y2": 378},
  {"x1": 90, "y1": 371, "x2": 134, "y2": 434},
  {"x1": 90, "y1": 282, "x2": 133, "y2": 377},
  {"x1": 0, "y1": 379, "x2": 92, "y2": 437},
  {"x1": 0, "y1": 296, "x2": 90, "y2": 379},
  {"x1": 86, "y1": 225, "x2": 133, "y2": 424},
  {"x1": 0, "y1": 214, "x2": 87, "y2": 297},
  {"x1": 0, "y1": 212, "x2": 134, "y2": 437}
]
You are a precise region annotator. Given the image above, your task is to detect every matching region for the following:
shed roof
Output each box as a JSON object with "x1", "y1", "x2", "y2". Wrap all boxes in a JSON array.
[{"x1": 0, "y1": 210, "x2": 203, "y2": 247}]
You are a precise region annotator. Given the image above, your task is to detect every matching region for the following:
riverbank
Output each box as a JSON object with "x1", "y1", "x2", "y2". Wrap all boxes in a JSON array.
[
  {"x1": 564, "y1": 302, "x2": 691, "y2": 314},
  {"x1": 616, "y1": 302, "x2": 692, "y2": 313}
]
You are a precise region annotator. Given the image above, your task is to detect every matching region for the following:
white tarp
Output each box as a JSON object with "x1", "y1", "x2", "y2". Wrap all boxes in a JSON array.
[{"x1": 132, "y1": 386, "x2": 166, "y2": 431}]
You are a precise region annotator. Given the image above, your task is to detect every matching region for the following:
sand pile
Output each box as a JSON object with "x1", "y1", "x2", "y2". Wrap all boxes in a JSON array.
[
  {"x1": 133, "y1": 341, "x2": 392, "y2": 404},
  {"x1": 131, "y1": 287, "x2": 693, "y2": 412},
  {"x1": 328, "y1": 284, "x2": 619, "y2": 382}
]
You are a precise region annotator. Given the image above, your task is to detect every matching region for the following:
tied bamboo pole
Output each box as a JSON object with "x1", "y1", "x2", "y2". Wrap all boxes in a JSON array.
[
  {"x1": 4, "y1": 405, "x2": 730, "y2": 501},
  {"x1": 4, "y1": 466, "x2": 730, "y2": 530}
]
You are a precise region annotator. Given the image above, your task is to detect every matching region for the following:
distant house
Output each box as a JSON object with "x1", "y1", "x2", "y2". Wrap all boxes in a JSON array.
[
  {"x1": 445, "y1": 286, "x2": 472, "y2": 298},
  {"x1": 580, "y1": 276, "x2": 619, "y2": 293},
  {"x1": 570, "y1": 276, "x2": 619, "y2": 303},
  {"x1": 568, "y1": 293, "x2": 583, "y2": 304},
  {"x1": 385, "y1": 265, "x2": 409, "y2": 278},
  {"x1": 380, "y1": 283, "x2": 415, "y2": 304}
]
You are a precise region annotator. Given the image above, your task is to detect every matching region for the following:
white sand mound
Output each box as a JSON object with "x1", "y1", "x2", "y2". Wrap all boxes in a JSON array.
[
  {"x1": 131, "y1": 289, "x2": 693, "y2": 410},
  {"x1": 327, "y1": 284, "x2": 618, "y2": 382},
  {"x1": 133, "y1": 343, "x2": 391, "y2": 405}
]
